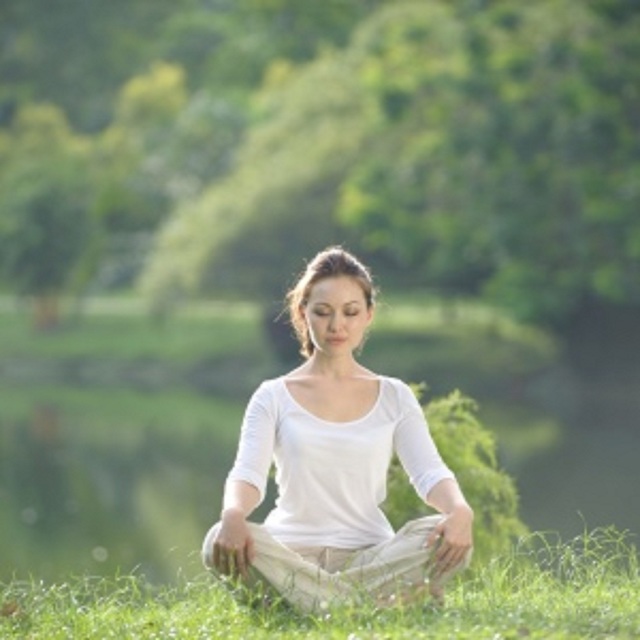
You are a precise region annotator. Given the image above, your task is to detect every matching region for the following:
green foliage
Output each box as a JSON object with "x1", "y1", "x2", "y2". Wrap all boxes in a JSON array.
[
  {"x1": 0, "y1": 0, "x2": 194, "y2": 131},
  {"x1": 0, "y1": 104, "x2": 97, "y2": 300},
  {"x1": 94, "y1": 63, "x2": 188, "y2": 234},
  {"x1": 142, "y1": 0, "x2": 640, "y2": 328},
  {"x1": 0, "y1": 163, "x2": 91, "y2": 294},
  {"x1": 90, "y1": 61, "x2": 248, "y2": 291},
  {"x1": 0, "y1": 0, "x2": 386, "y2": 131},
  {"x1": 385, "y1": 389, "x2": 526, "y2": 563},
  {"x1": 140, "y1": 50, "x2": 372, "y2": 302},
  {"x1": 337, "y1": 0, "x2": 640, "y2": 324},
  {"x1": 4, "y1": 0, "x2": 640, "y2": 328}
]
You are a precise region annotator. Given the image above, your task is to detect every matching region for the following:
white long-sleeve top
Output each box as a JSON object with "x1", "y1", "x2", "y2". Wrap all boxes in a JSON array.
[{"x1": 227, "y1": 375, "x2": 455, "y2": 548}]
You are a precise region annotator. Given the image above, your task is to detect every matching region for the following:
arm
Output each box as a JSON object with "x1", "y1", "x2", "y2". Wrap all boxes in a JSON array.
[
  {"x1": 425, "y1": 478, "x2": 474, "y2": 577},
  {"x1": 212, "y1": 479, "x2": 261, "y2": 578},
  {"x1": 211, "y1": 382, "x2": 277, "y2": 578},
  {"x1": 391, "y1": 382, "x2": 473, "y2": 575},
  {"x1": 222, "y1": 477, "x2": 261, "y2": 517}
]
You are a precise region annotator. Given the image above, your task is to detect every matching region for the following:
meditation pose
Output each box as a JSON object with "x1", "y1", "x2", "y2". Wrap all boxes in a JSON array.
[{"x1": 202, "y1": 247, "x2": 473, "y2": 612}]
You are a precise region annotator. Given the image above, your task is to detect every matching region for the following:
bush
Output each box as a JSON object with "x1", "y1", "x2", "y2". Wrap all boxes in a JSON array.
[{"x1": 384, "y1": 388, "x2": 527, "y2": 564}]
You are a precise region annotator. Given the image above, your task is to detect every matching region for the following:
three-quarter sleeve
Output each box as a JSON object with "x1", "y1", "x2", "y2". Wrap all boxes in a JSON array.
[
  {"x1": 226, "y1": 382, "x2": 278, "y2": 504},
  {"x1": 392, "y1": 381, "x2": 455, "y2": 501}
]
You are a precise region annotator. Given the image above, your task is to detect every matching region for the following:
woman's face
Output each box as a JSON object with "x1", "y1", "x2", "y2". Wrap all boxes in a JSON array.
[{"x1": 302, "y1": 276, "x2": 373, "y2": 356}]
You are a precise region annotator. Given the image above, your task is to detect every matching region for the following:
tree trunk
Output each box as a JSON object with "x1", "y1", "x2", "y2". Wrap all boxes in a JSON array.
[{"x1": 33, "y1": 293, "x2": 60, "y2": 331}]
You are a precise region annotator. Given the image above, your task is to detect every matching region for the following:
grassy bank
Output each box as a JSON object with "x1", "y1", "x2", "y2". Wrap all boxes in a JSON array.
[
  {"x1": 0, "y1": 298, "x2": 263, "y2": 362},
  {"x1": 0, "y1": 294, "x2": 559, "y2": 398},
  {"x1": 2, "y1": 529, "x2": 638, "y2": 639}
]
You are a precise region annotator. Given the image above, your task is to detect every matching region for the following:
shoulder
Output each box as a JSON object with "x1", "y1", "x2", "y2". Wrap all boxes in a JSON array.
[
  {"x1": 379, "y1": 375, "x2": 417, "y2": 396},
  {"x1": 379, "y1": 376, "x2": 424, "y2": 411},
  {"x1": 246, "y1": 377, "x2": 286, "y2": 413},
  {"x1": 252, "y1": 377, "x2": 286, "y2": 399}
]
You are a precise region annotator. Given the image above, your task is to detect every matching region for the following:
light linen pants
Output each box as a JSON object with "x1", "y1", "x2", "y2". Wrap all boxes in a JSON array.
[{"x1": 202, "y1": 515, "x2": 471, "y2": 614}]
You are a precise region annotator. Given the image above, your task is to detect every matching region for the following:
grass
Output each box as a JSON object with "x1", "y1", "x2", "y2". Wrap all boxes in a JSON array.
[
  {"x1": 0, "y1": 293, "x2": 556, "y2": 363},
  {"x1": 0, "y1": 297, "x2": 263, "y2": 362},
  {"x1": 0, "y1": 294, "x2": 559, "y2": 407},
  {"x1": 1, "y1": 528, "x2": 638, "y2": 639}
]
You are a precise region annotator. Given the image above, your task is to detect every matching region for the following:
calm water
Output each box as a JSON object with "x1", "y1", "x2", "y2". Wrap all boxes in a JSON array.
[
  {"x1": 1, "y1": 375, "x2": 638, "y2": 584},
  {"x1": 516, "y1": 380, "x2": 640, "y2": 538},
  {"x1": 0, "y1": 387, "x2": 243, "y2": 584}
]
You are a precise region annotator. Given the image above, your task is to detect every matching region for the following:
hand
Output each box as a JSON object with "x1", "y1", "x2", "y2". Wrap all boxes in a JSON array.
[
  {"x1": 212, "y1": 509, "x2": 255, "y2": 579},
  {"x1": 425, "y1": 504, "x2": 473, "y2": 579}
]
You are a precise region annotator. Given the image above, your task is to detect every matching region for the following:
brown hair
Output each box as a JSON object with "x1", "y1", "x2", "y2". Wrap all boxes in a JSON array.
[{"x1": 286, "y1": 246, "x2": 377, "y2": 358}]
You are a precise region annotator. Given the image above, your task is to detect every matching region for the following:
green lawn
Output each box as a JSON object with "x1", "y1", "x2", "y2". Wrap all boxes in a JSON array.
[
  {"x1": 1, "y1": 528, "x2": 638, "y2": 639},
  {"x1": 0, "y1": 298, "x2": 263, "y2": 362},
  {"x1": 0, "y1": 294, "x2": 558, "y2": 399}
]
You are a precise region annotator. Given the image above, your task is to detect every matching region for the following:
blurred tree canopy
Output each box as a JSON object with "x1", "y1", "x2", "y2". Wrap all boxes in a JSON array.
[
  {"x1": 338, "y1": 1, "x2": 640, "y2": 325},
  {"x1": 0, "y1": 104, "x2": 97, "y2": 328},
  {"x1": 1, "y1": 0, "x2": 387, "y2": 297},
  {"x1": 0, "y1": 0, "x2": 382, "y2": 131},
  {"x1": 0, "y1": 0, "x2": 185, "y2": 131},
  {"x1": 142, "y1": 0, "x2": 640, "y2": 328},
  {"x1": 1, "y1": 0, "x2": 639, "y2": 330}
]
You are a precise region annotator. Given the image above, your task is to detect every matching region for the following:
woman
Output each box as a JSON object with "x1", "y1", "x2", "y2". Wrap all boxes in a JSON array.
[{"x1": 202, "y1": 247, "x2": 473, "y2": 613}]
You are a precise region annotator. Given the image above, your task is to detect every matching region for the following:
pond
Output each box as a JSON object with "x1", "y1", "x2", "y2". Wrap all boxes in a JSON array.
[
  {"x1": 1, "y1": 369, "x2": 638, "y2": 584},
  {"x1": 0, "y1": 386, "x2": 246, "y2": 584}
]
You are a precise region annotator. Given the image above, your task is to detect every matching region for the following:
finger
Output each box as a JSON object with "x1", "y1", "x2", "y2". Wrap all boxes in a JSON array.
[
  {"x1": 218, "y1": 553, "x2": 229, "y2": 575},
  {"x1": 432, "y1": 544, "x2": 455, "y2": 573},
  {"x1": 438, "y1": 542, "x2": 466, "y2": 566},
  {"x1": 228, "y1": 546, "x2": 243, "y2": 575},
  {"x1": 214, "y1": 544, "x2": 230, "y2": 573},
  {"x1": 426, "y1": 523, "x2": 445, "y2": 548},
  {"x1": 235, "y1": 548, "x2": 248, "y2": 579},
  {"x1": 227, "y1": 550, "x2": 238, "y2": 577},
  {"x1": 246, "y1": 536, "x2": 256, "y2": 563},
  {"x1": 434, "y1": 539, "x2": 453, "y2": 562},
  {"x1": 433, "y1": 547, "x2": 466, "y2": 578}
]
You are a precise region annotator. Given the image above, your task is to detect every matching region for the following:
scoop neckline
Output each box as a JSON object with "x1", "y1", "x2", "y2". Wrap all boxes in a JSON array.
[{"x1": 280, "y1": 375, "x2": 384, "y2": 426}]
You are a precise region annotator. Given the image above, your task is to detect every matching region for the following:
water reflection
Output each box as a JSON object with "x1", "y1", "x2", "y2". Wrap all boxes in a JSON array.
[
  {"x1": 0, "y1": 390, "x2": 241, "y2": 584},
  {"x1": 1, "y1": 379, "x2": 638, "y2": 585},
  {"x1": 516, "y1": 385, "x2": 640, "y2": 538}
]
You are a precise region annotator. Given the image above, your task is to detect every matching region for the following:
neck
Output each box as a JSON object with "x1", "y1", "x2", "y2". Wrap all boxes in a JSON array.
[{"x1": 305, "y1": 352, "x2": 361, "y2": 378}]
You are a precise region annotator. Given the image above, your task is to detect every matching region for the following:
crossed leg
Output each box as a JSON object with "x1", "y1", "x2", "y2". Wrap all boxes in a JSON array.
[{"x1": 202, "y1": 515, "x2": 472, "y2": 614}]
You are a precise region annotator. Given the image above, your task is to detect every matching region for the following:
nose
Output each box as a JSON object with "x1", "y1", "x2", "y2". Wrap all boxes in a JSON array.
[{"x1": 328, "y1": 312, "x2": 341, "y2": 332}]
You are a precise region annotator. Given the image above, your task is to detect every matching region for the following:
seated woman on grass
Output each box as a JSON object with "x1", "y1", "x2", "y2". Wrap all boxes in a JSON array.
[{"x1": 202, "y1": 246, "x2": 473, "y2": 613}]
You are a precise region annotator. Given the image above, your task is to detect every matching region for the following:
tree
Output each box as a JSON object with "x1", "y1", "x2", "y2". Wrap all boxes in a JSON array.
[
  {"x1": 141, "y1": 0, "x2": 640, "y2": 330},
  {"x1": 139, "y1": 1, "x2": 499, "y2": 304},
  {"x1": 94, "y1": 63, "x2": 189, "y2": 235},
  {"x1": 139, "y1": 51, "x2": 372, "y2": 307},
  {"x1": 1, "y1": 0, "x2": 391, "y2": 131},
  {"x1": 0, "y1": 104, "x2": 97, "y2": 329},
  {"x1": 337, "y1": 1, "x2": 640, "y2": 325},
  {"x1": 95, "y1": 62, "x2": 247, "y2": 233},
  {"x1": 0, "y1": 0, "x2": 194, "y2": 130}
]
